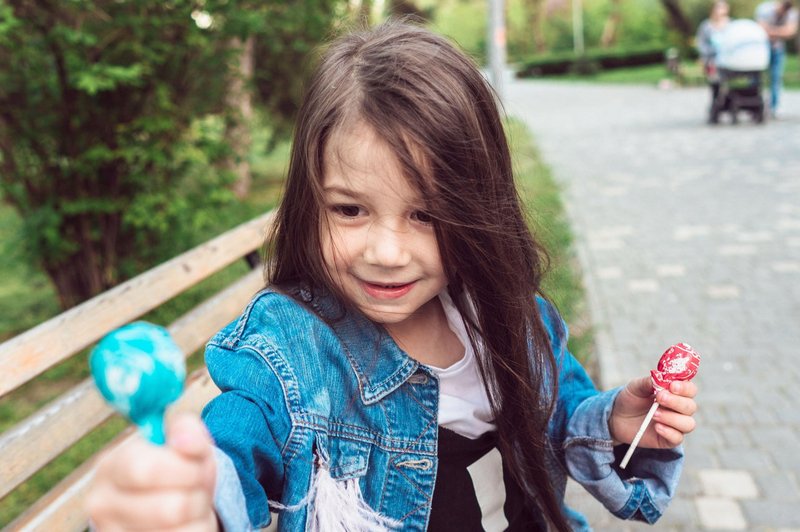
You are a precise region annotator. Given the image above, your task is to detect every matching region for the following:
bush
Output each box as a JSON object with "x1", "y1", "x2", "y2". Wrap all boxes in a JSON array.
[
  {"x1": 516, "y1": 44, "x2": 674, "y2": 77},
  {"x1": 0, "y1": 1, "x2": 343, "y2": 309}
]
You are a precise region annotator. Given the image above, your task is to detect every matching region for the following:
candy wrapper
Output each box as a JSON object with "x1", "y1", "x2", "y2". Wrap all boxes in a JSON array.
[
  {"x1": 650, "y1": 342, "x2": 701, "y2": 393},
  {"x1": 620, "y1": 343, "x2": 700, "y2": 469},
  {"x1": 90, "y1": 322, "x2": 185, "y2": 445}
]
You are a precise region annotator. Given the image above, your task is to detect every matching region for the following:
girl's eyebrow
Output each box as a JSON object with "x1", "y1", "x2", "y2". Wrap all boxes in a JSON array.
[{"x1": 322, "y1": 185, "x2": 360, "y2": 198}]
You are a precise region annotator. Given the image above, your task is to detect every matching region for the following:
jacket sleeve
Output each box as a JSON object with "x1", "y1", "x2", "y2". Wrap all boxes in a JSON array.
[
  {"x1": 202, "y1": 341, "x2": 293, "y2": 530},
  {"x1": 539, "y1": 298, "x2": 684, "y2": 524},
  {"x1": 696, "y1": 20, "x2": 714, "y2": 61}
]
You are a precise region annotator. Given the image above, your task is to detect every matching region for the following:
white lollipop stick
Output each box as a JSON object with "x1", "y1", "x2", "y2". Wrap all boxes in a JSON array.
[{"x1": 619, "y1": 401, "x2": 659, "y2": 469}]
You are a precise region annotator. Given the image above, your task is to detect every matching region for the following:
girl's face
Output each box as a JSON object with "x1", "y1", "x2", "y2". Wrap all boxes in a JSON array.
[{"x1": 319, "y1": 123, "x2": 448, "y2": 338}]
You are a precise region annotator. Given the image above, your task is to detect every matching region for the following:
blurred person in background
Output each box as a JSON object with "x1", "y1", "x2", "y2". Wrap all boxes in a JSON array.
[
  {"x1": 697, "y1": 1, "x2": 732, "y2": 108},
  {"x1": 755, "y1": 0, "x2": 799, "y2": 117}
]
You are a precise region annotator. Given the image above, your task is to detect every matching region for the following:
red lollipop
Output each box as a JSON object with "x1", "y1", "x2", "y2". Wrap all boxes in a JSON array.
[
  {"x1": 650, "y1": 343, "x2": 701, "y2": 393},
  {"x1": 620, "y1": 343, "x2": 700, "y2": 469}
]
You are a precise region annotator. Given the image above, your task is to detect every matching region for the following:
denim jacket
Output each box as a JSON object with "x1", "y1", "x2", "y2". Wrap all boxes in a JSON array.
[{"x1": 203, "y1": 286, "x2": 683, "y2": 531}]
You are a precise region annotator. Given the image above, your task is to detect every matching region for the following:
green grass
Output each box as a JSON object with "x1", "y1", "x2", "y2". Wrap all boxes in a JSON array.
[
  {"x1": 0, "y1": 120, "x2": 591, "y2": 526},
  {"x1": 533, "y1": 55, "x2": 800, "y2": 89},
  {"x1": 507, "y1": 118, "x2": 592, "y2": 363}
]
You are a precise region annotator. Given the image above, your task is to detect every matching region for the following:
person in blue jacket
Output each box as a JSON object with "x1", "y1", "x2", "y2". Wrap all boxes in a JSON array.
[{"x1": 87, "y1": 20, "x2": 699, "y2": 531}]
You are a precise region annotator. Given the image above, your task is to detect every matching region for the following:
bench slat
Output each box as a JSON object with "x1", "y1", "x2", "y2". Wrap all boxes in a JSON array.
[
  {"x1": 6, "y1": 369, "x2": 221, "y2": 532},
  {"x1": 0, "y1": 211, "x2": 273, "y2": 399},
  {"x1": 0, "y1": 269, "x2": 263, "y2": 499}
]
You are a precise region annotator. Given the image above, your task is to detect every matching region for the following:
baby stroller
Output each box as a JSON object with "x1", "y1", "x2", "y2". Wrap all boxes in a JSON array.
[{"x1": 709, "y1": 19, "x2": 769, "y2": 124}]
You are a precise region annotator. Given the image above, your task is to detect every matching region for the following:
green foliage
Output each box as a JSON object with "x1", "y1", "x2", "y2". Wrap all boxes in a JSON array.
[
  {"x1": 75, "y1": 63, "x2": 146, "y2": 95},
  {"x1": 429, "y1": 0, "x2": 763, "y2": 65},
  {"x1": 426, "y1": 0, "x2": 488, "y2": 61},
  {"x1": 249, "y1": 0, "x2": 347, "y2": 144},
  {"x1": 0, "y1": 0, "x2": 344, "y2": 308},
  {"x1": 601, "y1": 1, "x2": 672, "y2": 49},
  {"x1": 0, "y1": 0, "x2": 224, "y2": 305}
]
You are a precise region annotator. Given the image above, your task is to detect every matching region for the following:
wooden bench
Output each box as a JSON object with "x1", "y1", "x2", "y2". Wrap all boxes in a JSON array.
[{"x1": 0, "y1": 210, "x2": 275, "y2": 531}]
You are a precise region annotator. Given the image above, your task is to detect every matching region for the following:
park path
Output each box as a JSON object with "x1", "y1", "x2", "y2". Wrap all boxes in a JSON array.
[{"x1": 505, "y1": 80, "x2": 800, "y2": 530}]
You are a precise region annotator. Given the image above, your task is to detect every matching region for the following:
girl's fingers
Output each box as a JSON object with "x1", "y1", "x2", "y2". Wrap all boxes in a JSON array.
[
  {"x1": 167, "y1": 414, "x2": 217, "y2": 494},
  {"x1": 669, "y1": 380, "x2": 698, "y2": 398},
  {"x1": 653, "y1": 421, "x2": 685, "y2": 446},
  {"x1": 626, "y1": 376, "x2": 656, "y2": 399},
  {"x1": 653, "y1": 408, "x2": 697, "y2": 435},
  {"x1": 167, "y1": 414, "x2": 215, "y2": 461},
  {"x1": 96, "y1": 488, "x2": 213, "y2": 530},
  {"x1": 93, "y1": 524, "x2": 125, "y2": 532},
  {"x1": 657, "y1": 389, "x2": 698, "y2": 416},
  {"x1": 107, "y1": 441, "x2": 207, "y2": 491},
  {"x1": 154, "y1": 517, "x2": 221, "y2": 532}
]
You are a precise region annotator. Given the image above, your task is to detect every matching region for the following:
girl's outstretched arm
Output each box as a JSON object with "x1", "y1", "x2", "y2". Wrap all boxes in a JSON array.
[
  {"x1": 609, "y1": 377, "x2": 698, "y2": 449},
  {"x1": 86, "y1": 414, "x2": 219, "y2": 531}
]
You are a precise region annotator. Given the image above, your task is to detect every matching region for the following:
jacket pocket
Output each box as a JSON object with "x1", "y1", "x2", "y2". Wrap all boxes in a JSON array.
[{"x1": 327, "y1": 436, "x2": 371, "y2": 480}]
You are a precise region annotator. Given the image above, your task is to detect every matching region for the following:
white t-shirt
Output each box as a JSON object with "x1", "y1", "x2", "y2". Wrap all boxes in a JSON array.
[{"x1": 426, "y1": 293, "x2": 496, "y2": 439}]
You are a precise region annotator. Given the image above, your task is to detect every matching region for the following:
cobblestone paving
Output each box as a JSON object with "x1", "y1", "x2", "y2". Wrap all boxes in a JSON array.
[{"x1": 506, "y1": 80, "x2": 800, "y2": 531}]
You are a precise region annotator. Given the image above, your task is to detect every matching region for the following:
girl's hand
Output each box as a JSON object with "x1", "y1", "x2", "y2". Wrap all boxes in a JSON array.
[
  {"x1": 609, "y1": 376, "x2": 698, "y2": 449},
  {"x1": 87, "y1": 414, "x2": 218, "y2": 531}
]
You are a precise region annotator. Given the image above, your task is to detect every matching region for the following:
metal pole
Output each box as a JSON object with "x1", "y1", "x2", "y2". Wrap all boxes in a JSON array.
[
  {"x1": 487, "y1": 0, "x2": 507, "y2": 101},
  {"x1": 572, "y1": 0, "x2": 584, "y2": 55}
]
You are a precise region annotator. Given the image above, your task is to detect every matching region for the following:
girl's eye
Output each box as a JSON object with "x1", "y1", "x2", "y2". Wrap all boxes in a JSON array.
[
  {"x1": 412, "y1": 210, "x2": 433, "y2": 225},
  {"x1": 332, "y1": 205, "x2": 362, "y2": 218}
]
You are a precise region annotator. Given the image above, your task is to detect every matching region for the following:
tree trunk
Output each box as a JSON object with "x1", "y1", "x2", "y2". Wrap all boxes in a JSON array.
[
  {"x1": 659, "y1": 0, "x2": 693, "y2": 38},
  {"x1": 225, "y1": 36, "x2": 254, "y2": 200},
  {"x1": 358, "y1": 0, "x2": 372, "y2": 24},
  {"x1": 600, "y1": 0, "x2": 622, "y2": 48},
  {"x1": 523, "y1": 0, "x2": 548, "y2": 54},
  {"x1": 388, "y1": 0, "x2": 427, "y2": 21},
  {"x1": 43, "y1": 213, "x2": 120, "y2": 309}
]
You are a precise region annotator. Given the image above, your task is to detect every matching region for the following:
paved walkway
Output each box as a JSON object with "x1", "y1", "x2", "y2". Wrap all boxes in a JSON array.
[{"x1": 506, "y1": 80, "x2": 800, "y2": 531}]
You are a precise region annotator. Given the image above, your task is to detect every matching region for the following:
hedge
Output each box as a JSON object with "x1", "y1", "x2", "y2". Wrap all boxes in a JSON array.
[{"x1": 515, "y1": 44, "x2": 698, "y2": 77}]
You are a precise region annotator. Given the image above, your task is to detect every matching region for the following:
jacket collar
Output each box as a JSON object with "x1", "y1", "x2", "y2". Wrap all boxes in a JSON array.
[
  {"x1": 333, "y1": 310, "x2": 420, "y2": 405},
  {"x1": 285, "y1": 283, "x2": 420, "y2": 405}
]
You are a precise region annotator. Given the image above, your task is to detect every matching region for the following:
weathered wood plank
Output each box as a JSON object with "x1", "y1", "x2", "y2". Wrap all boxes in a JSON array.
[
  {"x1": 5, "y1": 369, "x2": 221, "y2": 532},
  {"x1": 0, "y1": 269, "x2": 263, "y2": 499},
  {"x1": 0, "y1": 210, "x2": 273, "y2": 399},
  {"x1": 169, "y1": 268, "x2": 265, "y2": 354},
  {"x1": 0, "y1": 380, "x2": 108, "y2": 502}
]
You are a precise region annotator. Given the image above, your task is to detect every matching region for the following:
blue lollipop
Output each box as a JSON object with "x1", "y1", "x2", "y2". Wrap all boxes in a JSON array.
[{"x1": 90, "y1": 322, "x2": 186, "y2": 445}]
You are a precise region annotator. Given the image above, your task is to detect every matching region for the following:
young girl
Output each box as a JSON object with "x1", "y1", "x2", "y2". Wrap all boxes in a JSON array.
[{"x1": 87, "y1": 20, "x2": 698, "y2": 531}]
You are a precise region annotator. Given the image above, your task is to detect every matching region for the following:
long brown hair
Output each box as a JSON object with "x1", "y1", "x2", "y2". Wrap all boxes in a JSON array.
[{"x1": 268, "y1": 20, "x2": 568, "y2": 531}]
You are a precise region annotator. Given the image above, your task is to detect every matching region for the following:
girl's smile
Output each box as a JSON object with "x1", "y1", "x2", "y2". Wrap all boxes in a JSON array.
[{"x1": 360, "y1": 279, "x2": 417, "y2": 300}]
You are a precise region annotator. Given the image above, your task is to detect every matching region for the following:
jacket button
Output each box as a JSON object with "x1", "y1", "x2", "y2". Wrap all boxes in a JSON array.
[
  {"x1": 299, "y1": 288, "x2": 313, "y2": 302},
  {"x1": 408, "y1": 373, "x2": 429, "y2": 385}
]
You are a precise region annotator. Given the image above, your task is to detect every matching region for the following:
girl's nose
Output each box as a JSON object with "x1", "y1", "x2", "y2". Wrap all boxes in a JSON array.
[{"x1": 363, "y1": 218, "x2": 412, "y2": 268}]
